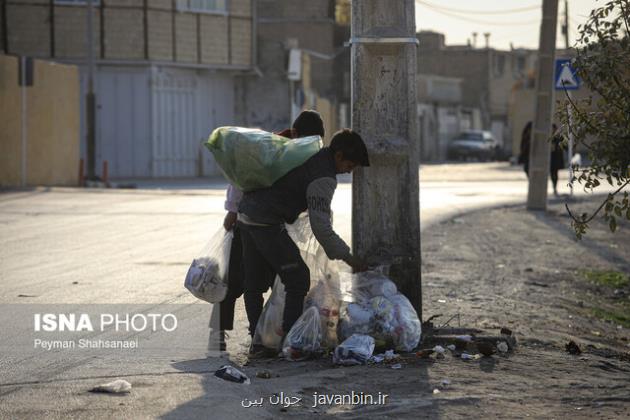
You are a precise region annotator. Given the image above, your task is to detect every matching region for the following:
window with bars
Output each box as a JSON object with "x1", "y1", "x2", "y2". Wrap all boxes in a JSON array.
[{"x1": 176, "y1": 0, "x2": 228, "y2": 14}]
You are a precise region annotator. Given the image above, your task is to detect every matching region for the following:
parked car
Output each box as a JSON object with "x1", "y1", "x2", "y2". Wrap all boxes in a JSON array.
[{"x1": 447, "y1": 130, "x2": 499, "y2": 161}]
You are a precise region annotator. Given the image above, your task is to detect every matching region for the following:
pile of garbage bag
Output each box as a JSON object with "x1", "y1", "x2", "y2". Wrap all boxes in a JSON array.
[
  {"x1": 205, "y1": 127, "x2": 322, "y2": 192},
  {"x1": 337, "y1": 269, "x2": 422, "y2": 352},
  {"x1": 188, "y1": 211, "x2": 422, "y2": 360}
]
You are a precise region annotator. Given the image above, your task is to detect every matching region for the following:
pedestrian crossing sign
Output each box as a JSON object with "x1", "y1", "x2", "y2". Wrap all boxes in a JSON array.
[{"x1": 555, "y1": 59, "x2": 580, "y2": 90}]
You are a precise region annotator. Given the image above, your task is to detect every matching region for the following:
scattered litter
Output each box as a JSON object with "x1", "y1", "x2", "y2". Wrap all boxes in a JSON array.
[
  {"x1": 497, "y1": 342, "x2": 509, "y2": 353},
  {"x1": 526, "y1": 281, "x2": 549, "y2": 288},
  {"x1": 370, "y1": 354, "x2": 385, "y2": 363},
  {"x1": 333, "y1": 334, "x2": 375, "y2": 366},
  {"x1": 255, "y1": 370, "x2": 272, "y2": 379},
  {"x1": 384, "y1": 349, "x2": 399, "y2": 361},
  {"x1": 215, "y1": 365, "x2": 250, "y2": 384},
  {"x1": 89, "y1": 379, "x2": 131, "y2": 394},
  {"x1": 415, "y1": 349, "x2": 434, "y2": 358},
  {"x1": 432, "y1": 345, "x2": 446, "y2": 354},
  {"x1": 446, "y1": 344, "x2": 456, "y2": 351},
  {"x1": 565, "y1": 340, "x2": 581, "y2": 355},
  {"x1": 477, "y1": 341, "x2": 494, "y2": 357},
  {"x1": 496, "y1": 264, "x2": 505, "y2": 269},
  {"x1": 391, "y1": 363, "x2": 402, "y2": 369},
  {"x1": 433, "y1": 388, "x2": 441, "y2": 394},
  {"x1": 460, "y1": 353, "x2": 474, "y2": 360},
  {"x1": 437, "y1": 299, "x2": 447, "y2": 303},
  {"x1": 454, "y1": 339, "x2": 469, "y2": 351},
  {"x1": 500, "y1": 327, "x2": 513, "y2": 336}
]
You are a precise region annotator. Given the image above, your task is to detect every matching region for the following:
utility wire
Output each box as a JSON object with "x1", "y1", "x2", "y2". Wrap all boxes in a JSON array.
[
  {"x1": 416, "y1": 2, "x2": 540, "y2": 26},
  {"x1": 415, "y1": 0, "x2": 540, "y2": 15}
]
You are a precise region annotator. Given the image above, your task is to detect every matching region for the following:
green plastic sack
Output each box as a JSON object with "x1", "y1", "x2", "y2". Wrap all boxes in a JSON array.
[{"x1": 205, "y1": 127, "x2": 322, "y2": 191}]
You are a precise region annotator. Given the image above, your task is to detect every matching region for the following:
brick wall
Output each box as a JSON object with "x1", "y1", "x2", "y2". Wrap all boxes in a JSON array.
[
  {"x1": 230, "y1": 17, "x2": 251, "y2": 66},
  {"x1": 230, "y1": 0, "x2": 251, "y2": 16},
  {"x1": 258, "y1": 0, "x2": 333, "y2": 20},
  {"x1": 3, "y1": 0, "x2": 252, "y2": 68},
  {"x1": 104, "y1": 7, "x2": 144, "y2": 59},
  {"x1": 54, "y1": 7, "x2": 100, "y2": 58},
  {"x1": 174, "y1": 12, "x2": 197, "y2": 63},
  {"x1": 6, "y1": 3, "x2": 50, "y2": 57},
  {"x1": 200, "y1": 15, "x2": 228, "y2": 64},
  {"x1": 148, "y1": 9, "x2": 173, "y2": 61}
]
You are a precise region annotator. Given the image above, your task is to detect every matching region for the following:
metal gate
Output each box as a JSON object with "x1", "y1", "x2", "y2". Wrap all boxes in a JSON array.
[{"x1": 151, "y1": 68, "x2": 198, "y2": 177}]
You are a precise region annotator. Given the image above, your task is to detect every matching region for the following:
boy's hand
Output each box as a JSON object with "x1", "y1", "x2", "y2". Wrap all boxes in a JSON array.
[
  {"x1": 223, "y1": 211, "x2": 237, "y2": 231},
  {"x1": 345, "y1": 255, "x2": 368, "y2": 273}
]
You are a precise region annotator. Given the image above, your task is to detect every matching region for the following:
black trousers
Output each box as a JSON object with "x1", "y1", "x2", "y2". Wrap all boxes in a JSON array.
[
  {"x1": 216, "y1": 227, "x2": 245, "y2": 331},
  {"x1": 238, "y1": 222, "x2": 310, "y2": 337}
]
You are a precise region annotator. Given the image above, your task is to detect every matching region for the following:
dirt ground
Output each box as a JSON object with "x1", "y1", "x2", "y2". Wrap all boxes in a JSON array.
[{"x1": 218, "y1": 195, "x2": 630, "y2": 420}]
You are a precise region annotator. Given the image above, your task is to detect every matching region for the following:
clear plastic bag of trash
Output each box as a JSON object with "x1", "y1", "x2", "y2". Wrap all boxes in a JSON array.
[
  {"x1": 184, "y1": 227, "x2": 233, "y2": 303},
  {"x1": 205, "y1": 127, "x2": 322, "y2": 191},
  {"x1": 253, "y1": 277, "x2": 285, "y2": 350},
  {"x1": 286, "y1": 213, "x2": 332, "y2": 279},
  {"x1": 214, "y1": 365, "x2": 250, "y2": 384},
  {"x1": 339, "y1": 268, "x2": 398, "y2": 303},
  {"x1": 282, "y1": 306, "x2": 322, "y2": 361},
  {"x1": 304, "y1": 273, "x2": 341, "y2": 349},
  {"x1": 333, "y1": 334, "x2": 375, "y2": 366},
  {"x1": 388, "y1": 293, "x2": 422, "y2": 352}
]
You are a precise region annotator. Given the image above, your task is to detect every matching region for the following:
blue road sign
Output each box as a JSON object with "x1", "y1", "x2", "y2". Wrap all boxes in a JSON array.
[{"x1": 555, "y1": 58, "x2": 580, "y2": 90}]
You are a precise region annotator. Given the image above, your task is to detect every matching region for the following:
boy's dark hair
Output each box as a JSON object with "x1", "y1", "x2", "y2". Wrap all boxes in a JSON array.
[
  {"x1": 292, "y1": 110, "x2": 325, "y2": 138},
  {"x1": 329, "y1": 129, "x2": 370, "y2": 167}
]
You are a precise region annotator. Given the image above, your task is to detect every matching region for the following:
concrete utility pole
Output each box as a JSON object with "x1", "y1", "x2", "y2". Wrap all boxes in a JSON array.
[
  {"x1": 351, "y1": 0, "x2": 422, "y2": 318},
  {"x1": 86, "y1": 0, "x2": 96, "y2": 180},
  {"x1": 527, "y1": 0, "x2": 559, "y2": 210}
]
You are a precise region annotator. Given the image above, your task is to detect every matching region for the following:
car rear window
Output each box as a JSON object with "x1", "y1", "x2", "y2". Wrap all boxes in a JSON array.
[{"x1": 456, "y1": 132, "x2": 483, "y2": 141}]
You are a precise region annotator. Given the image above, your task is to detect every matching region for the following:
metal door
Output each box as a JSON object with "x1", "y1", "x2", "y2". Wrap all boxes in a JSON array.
[{"x1": 151, "y1": 68, "x2": 198, "y2": 177}]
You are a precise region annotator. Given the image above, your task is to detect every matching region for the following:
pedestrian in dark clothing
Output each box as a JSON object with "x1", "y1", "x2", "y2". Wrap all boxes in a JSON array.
[
  {"x1": 210, "y1": 110, "x2": 327, "y2": 353},
  {"x1": 550, "y1": 124, "x2": 565, "y2": 196},
  {"x1": 519, "y1": 121, "x2": 532, "y2": 177},
  {"x1": 237, "y1": 129, "x2": 370, "y2": 354}
]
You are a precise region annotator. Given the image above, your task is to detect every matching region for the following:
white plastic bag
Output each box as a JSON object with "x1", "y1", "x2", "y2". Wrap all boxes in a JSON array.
[
  {"x1": 184, "y1": 228, "x2": 233, "y2": 303},
  {"x1": 389, "y1": 293, "x2": 422, "y2": 352},
  {"x1": 252, "y1": 277, "x2": 285, "y2": 350},
  {"x1": 304, "y1": 274, "x2": 341, "y2": 349},
  {"x1": 339, "y1": 269, "x2": 398, "y2": 303},
  {"x1": 333, "y1": 334, "x2": 375, "y2": 366},
  {"x1": 282, "y1": 306, "x2": 322, "y2": 361},
  {"x1": 336, "y1": 268, "x2": 422, "y2": 351}
]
